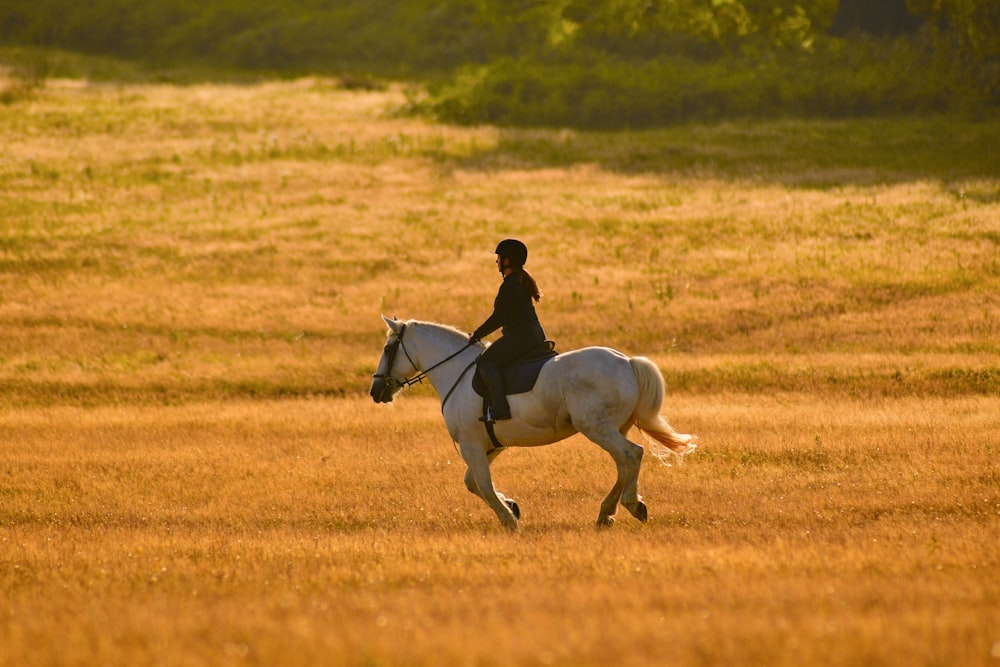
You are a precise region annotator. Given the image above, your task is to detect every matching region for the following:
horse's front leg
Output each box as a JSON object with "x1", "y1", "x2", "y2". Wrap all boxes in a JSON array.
[
  {"x1": 463, "y1": 452, "x2": 521, "y2": 520},
  {"x1": 461, "y1": 444, "x2": 518, "y2": 531}
]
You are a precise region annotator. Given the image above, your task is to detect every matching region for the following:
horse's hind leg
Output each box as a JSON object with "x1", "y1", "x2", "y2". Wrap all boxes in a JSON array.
[
  {"x1": 596, "y1": 474, "x2": 625, "y2": 528},
  {"x1": 618, "y1": 423, "x2": 646, "y2": 522},
  {"x1": 579, "y1": 423, "x2": 646, "y2": 527}
]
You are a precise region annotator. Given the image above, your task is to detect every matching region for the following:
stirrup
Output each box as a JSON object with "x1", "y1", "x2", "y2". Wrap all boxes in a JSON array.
[{"x1": 487, "y1": 407, "x2": 512, "y2": 421}]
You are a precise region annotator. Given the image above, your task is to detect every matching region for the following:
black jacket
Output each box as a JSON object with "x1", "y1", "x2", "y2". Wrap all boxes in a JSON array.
[{"x1": 472, "y1": 270, "x2": 545, "y2": 344}]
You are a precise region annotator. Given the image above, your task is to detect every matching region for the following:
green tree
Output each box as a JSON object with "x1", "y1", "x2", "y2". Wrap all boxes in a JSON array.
[
  {"x1": 559, "y1": 0, "x2": 838, "y2": 55},
  {"x1": 910, "y1": 0, "x2": 1000, "y2": 108}
]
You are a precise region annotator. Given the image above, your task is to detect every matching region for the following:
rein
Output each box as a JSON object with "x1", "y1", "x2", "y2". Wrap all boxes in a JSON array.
[{"x1": 440, "y1": 360, "x2": 477, "y2": 413}]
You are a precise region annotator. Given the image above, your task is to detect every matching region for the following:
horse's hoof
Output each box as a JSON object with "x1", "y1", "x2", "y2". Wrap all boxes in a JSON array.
[
  {"x1": 632, "y1": 501, "x2": 648, "y2": 523},
  {"x1": 501, "y1": 518, "x2": 519, "y2": 532},
  {"x1": 596, "y1": 515, "x2": 616, "y2": 529},
  {"x1": 505, "y1": 499, "x2": 521, "y2": 520}
]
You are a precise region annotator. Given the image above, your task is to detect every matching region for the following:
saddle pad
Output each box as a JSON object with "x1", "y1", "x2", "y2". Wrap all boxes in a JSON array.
[{"x1": 472, "y1": 352, "x2": 557, "y2": 398}]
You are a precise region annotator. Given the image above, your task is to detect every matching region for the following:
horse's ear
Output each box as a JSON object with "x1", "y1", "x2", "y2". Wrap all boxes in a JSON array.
[{"x1": 382, "y1": 314, "x2": 403, "y2": 333}]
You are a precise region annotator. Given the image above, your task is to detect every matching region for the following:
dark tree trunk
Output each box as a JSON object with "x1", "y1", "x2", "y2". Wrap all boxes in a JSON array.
[{"x1": 830, "y1": 0, "x2": 922, "y2": 36}]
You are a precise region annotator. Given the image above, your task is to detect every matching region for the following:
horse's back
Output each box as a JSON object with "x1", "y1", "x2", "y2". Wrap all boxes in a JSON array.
[
  {"x1": 548, "y1": 346, "x2": 632, "y2": 373},
  {"x1": 537, "y1": 346, "x2": 638, "y2": 397},
  {"x1": 523, "y1": 346, "x2": 641, "y2": 433}
]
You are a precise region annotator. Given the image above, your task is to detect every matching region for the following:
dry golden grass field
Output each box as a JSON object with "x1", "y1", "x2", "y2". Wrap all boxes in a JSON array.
[{"x1": 1, "y1": 72, "x2": 999, "y2": 666}]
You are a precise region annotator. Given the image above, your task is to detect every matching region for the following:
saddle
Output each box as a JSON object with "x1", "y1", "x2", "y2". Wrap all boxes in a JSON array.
[{"x1": 472, "y1": 341, "x2": 558, "y2": 398}]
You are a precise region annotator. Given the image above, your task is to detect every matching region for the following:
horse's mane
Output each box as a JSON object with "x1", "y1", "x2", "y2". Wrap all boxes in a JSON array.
[{"x1": 408, "y1": 320, "x2": 470, "y2": 343}]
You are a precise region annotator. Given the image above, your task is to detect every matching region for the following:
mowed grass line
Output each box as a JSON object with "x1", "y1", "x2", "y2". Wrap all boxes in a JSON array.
[{"x1": 2, "y1": 396, "x2": 998, "y2": 666}]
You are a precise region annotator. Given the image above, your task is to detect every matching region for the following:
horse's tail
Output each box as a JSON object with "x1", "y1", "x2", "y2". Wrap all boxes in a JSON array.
[{"x1": 629, "y1": 356, "x2": 697, "y2": 465}]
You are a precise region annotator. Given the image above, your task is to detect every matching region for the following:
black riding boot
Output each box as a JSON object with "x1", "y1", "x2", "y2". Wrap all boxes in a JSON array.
[{"x1": 477, "y1": 360, "x2": 511, "y2": 422}]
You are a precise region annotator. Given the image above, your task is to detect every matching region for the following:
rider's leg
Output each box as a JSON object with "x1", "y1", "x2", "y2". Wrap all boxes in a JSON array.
[
  {"x1": 476, "y1": 355, "x2": 510, "y2": 421},
  {"x1": 476, "y1": 337, "x2": 527, "y2": 421}
]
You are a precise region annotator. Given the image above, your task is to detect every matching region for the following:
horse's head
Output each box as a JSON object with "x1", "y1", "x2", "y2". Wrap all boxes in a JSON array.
[{"x1": 369, "y1": 315, "x2": 416, "y2": 403}]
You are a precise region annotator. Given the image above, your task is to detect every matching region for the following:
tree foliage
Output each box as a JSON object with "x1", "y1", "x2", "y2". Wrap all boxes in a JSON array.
[
  {"x1": 558, "y1": 0, "x2": 838, "y2": 54},
  {"x1": 421, "y1": 0, "x2": 997, "y2": 125},
  {"x1": 0, "y1": 0, "x2": 995, "y2": 124}
]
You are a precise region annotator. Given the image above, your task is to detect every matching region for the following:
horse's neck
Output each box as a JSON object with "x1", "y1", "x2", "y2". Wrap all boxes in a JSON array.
[
  {"x1": 410, "y1": 322, "x2": 466, "y2": 366},
  {"x1": 409, "y1": 322, "x2": 474, "y2": 389}
]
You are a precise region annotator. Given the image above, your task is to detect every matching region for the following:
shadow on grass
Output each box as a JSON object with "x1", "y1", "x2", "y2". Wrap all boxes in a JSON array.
[
  {"x1": 435, "y1": 120, "x2": 1000, "y2": 188},
  {"x1": 0, "y1": 45, "x2": 393, "y2": 87}
]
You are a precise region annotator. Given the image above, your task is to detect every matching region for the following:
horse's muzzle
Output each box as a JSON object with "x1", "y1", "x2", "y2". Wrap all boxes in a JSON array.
[
  {"x1": 369, "y1": 377, "x2": 386, "y2": 403},
  {"x1": 369, "y1": 376, "x2": 396, "y2": 403}
]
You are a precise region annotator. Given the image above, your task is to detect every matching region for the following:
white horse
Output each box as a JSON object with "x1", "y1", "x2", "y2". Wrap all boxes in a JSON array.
[{"x1": 369, "y1": 315, "x2": 696, "y2": 530}]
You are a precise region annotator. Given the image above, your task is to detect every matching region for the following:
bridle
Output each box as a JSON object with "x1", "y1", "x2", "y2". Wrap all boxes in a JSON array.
[
  {"x1": 372, "y1": 323, "x2": 418, "y2": 394},
  {"x1": 372, "y1": 323, "x2": 478, "y2": 407}
]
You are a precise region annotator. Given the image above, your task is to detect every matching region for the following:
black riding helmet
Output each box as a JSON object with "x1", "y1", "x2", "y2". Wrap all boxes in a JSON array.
[{"x1": 495, "y1": 238, "x2": 528, "y2": 268}]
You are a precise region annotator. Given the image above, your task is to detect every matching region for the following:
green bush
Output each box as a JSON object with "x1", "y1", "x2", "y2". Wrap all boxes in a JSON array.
[{"x1": 422, "y1": 33, "x2": 969, "y2": 128}]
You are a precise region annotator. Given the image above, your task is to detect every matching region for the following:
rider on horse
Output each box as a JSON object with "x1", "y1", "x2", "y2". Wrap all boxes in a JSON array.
[{"x1": 470, "y1": 239, "x2": 546, "y2": 423}]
